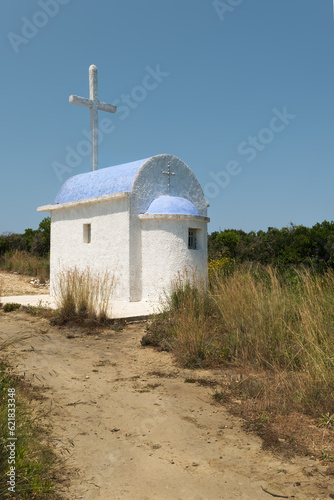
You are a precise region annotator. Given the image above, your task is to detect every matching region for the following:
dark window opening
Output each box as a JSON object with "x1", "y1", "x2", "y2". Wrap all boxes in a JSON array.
[
  {"x1": 188, "y1": 229, "x2": 197, "y2": 250},
  {"x1": 83, "y1": 223, "x2": 91, "y2": 244}
]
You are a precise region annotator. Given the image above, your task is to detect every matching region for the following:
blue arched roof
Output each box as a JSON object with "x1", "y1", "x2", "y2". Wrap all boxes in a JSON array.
[
  {"x1": 146, "y1": 196, "x2": 199, "y2": 215},
  {"x1": 55, "y1": 158, "x2": 149, "y2": 204}
]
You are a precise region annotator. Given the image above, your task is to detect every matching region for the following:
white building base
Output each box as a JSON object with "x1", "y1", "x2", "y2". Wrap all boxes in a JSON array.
[{"x1": 0, "y1": 295, "x2": 162, "y2": 320}]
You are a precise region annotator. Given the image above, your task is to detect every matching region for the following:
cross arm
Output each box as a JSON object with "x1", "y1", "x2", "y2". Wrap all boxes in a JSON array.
[
  {"x1": 69, "y1": 94, "x2": 92, "y2": 108},
  {"x1": 98, "y1": 101, "x2": 117, "y2": 113},
  {"x1": 69, "y1": 95, "x2": 117, "y2": 113}
]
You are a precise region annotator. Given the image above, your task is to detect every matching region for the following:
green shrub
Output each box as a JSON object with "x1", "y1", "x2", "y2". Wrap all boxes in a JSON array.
[{"x1": 3, "y1": 303, "x2": 21, "y2": 313}]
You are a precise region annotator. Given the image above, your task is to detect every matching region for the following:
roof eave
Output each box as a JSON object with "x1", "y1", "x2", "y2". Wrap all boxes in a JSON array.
[{"x1": 37, "y1": 191, "x2": 130, "y2": 212}]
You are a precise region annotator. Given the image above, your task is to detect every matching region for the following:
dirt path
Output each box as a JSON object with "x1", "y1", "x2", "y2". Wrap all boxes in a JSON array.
[{"x1": 0, "y1": 311, "x2": 332, "y2": 500}]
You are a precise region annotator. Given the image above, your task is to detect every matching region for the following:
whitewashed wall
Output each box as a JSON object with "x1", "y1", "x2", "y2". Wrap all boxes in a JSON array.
[
  {"x1": 50, "y1": 197, "x2": 130, "y2": 301},
  {"x1": 139, "y1": 216, "x2": 208, "y2": 301}
]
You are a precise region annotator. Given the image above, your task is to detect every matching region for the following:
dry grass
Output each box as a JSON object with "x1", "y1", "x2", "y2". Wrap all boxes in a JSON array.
[
  {"x1": 163, "y1": 271, "x2": 223, "y2": 367},
  {"x1": 146, "y1": 264, "x2": 334, "y2": 417},
  {"x1": 0, "y1": 250, "x2": 49, "y2": 281},
  {"x1": 210, "y1": 264, "x2": 334, "y2": 414},
  {"x1": 53, "y1": 267, "x2": 116, "y2": 323}
]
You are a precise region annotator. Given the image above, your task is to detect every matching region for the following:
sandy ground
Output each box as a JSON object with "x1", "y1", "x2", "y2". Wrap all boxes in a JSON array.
[
  {"x1": 0, "y1": 270, "x2": 49, "y2": 296},
  {"x1": 0, "y1": 310, "x2": 333, "y2": 500}
]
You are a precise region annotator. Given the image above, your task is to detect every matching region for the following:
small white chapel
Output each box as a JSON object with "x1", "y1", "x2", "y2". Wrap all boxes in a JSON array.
[{"x1": 38, "y1": 66, "x2": 210, "y2": 304}]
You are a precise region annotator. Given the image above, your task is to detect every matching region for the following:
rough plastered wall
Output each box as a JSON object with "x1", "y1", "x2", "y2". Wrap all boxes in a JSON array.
[
  {"x1": 140, "y1": 217, "x2": 208, "y2": 302},
  {"x1": 50, "y1": 197, "x2": 130, "y2": 301}
]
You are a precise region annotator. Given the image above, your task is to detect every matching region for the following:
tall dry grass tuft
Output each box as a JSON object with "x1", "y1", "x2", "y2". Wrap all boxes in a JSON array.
[
  {"x1": 210, "y1": 264, "x2": 334, "y2": 413},
  {"x1": 54, "y1": 267, "x2": 116, "y2": 323},
  {"x1": 0, "y1": 250, "x2": 49, "y2": 281},
  {"x1": 166, "y1": 271, "x2": 212, "y2": 367},
  {"x1": 210, "y1": 263, "x2": 294, "y2": 368},
  {"x1": 147, "y1": 263, "x2": 334, "y2": 415},
  {"x1": 292, "y1": 269, "x2": 334, "y2": 412},
  {"x1": 148, "y1": 269, "x2": 228, "y2": 367}
]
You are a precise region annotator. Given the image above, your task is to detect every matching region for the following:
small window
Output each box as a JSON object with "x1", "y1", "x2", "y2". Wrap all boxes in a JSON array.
[
  {"x1": 83, "y1": 224, "x2": 91, "y2": 244},
  {"x1": 188, "y1": 229, "x2": 197, "y2": 250}
]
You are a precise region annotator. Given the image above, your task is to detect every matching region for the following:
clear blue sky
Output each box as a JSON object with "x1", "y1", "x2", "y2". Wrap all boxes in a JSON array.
[{"x1": 1, "y1": 0, "x2": 333, "y2": 235}]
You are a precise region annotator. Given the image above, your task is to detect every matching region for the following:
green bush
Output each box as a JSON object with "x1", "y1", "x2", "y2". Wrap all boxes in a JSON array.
[
  {"x1": 0, "y1": 217, "x2": 50, "y2": 259},
  {"x1": 3, "y1": 303, "x2": 21, "y2": 313},
  {"x1": 208, "y1": 220, "x2": 334, "y2": 271}
]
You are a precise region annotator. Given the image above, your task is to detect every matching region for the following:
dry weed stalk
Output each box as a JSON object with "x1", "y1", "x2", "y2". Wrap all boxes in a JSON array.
[{"x1": 54, "y1": 267, "x2": 116, "y2": 321}]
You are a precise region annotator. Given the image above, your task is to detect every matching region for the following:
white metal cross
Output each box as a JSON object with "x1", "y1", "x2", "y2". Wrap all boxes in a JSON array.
[
  {"x1": 162, "y1": 162, "x2": 175, "y2": 191},
  {"x1": 69, "y1": 65, "x2": 117, "y2": 171}
]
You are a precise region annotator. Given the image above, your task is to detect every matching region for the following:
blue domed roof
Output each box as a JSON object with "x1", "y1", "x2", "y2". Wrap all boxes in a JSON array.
[
  {"x1": 146, "y1": 196, "x2": 199, "y2": 215},
  {"x1": 55, "y1": 158, "x2": 149, "y2": 204}
]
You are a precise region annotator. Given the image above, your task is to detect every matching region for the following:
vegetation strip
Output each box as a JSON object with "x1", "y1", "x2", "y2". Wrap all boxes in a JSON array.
[{"x1": 0, "y1": 362, "x2": 64, "y2": 499}]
